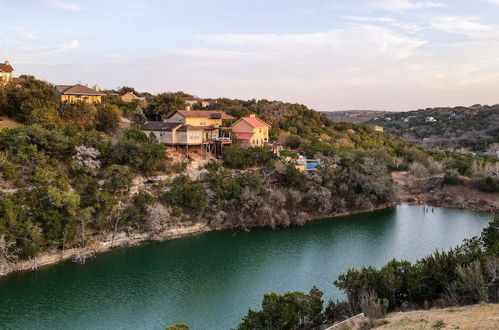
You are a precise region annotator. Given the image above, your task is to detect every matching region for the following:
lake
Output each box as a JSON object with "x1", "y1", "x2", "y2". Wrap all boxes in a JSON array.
[{"x1": 0, "y1": 205, "x2": 492, "y2": 329}]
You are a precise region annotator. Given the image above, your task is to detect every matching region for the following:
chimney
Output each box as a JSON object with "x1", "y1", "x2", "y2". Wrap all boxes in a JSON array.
[
  {"x1": 93, "y1": 84, "x2": 100, "y2": 92},
  {"x1": 249, "y1": 114, "x2": 256, "y2": 118},
  {"x1": 4, "y1": 60, "x2": 10, "y2": 66}
]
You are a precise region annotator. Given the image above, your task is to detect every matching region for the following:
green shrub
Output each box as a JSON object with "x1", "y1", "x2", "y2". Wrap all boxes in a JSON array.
[
  {"x1": 171, "y1": 161, "x2": 188, "y2": 173},
  {"x1": 162, "y1": 175, "x2": 206, "y2": 215}
]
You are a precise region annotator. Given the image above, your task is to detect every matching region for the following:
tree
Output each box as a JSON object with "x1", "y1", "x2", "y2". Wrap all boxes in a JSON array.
[
  {"x1": 132, "y1": 108, "x2": 147, "y2": 126},
  {"x1": 59, "y1": 101, "x2": 97, "y2": 130},
  {"x1": 0, "y1": 76, "x2": 59, "y2": 122},
  {"x1": 95, "y1": 104, "x2": 121, "y2": 133},
  {"x1": 307, "y1": 286, "x2": 326, "y2": 327},
  {"x1": 163, "y1": 175, "x2": 206, "y2": 215},
  {"x1": 237, "y1": 289, "x2": 327, "y2": 330},
  {"x1": 145, "y1": 93, "x2": 186, "y2": 120},
  {"x1": 123, "y1": 127, "x2": 149, "y2": 143},
  {"x1": 482, "y1": 217, "x2": 499, "y2": 254},
  {"x1": 104, "y1": 165, "x2": 133, "y2": 194},
  {"x1": 223, "y1": 145, "x2": 253, "y2": 169},
  {"x1": 118, "y1": 86, "x2": 139, "y2": 95},
  {"x1": 0, "y1": 234, "x2": 18, "y2": 276},
  {"x1": 454, "y1": 261, "x2": 488, "y2": 303},
  {"x1": 28, "y1": 106, "x2": 61, "y2": 126}
]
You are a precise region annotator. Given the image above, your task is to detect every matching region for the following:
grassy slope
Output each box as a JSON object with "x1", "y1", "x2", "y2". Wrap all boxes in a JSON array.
[{"x1": 375, "y1": 304, "x2": 499, "y2": 330}]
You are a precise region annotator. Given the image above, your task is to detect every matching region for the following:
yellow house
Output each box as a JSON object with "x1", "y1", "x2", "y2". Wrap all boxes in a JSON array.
[
  {"x1": 231, "y1": 114, "x2": 271, "y2": 147},
  {"x1": 374, "y1": 126, "x2": 384, "y2": 132},
  {"x1": 56, "y1": 84, "x2": 105, "y2": 104},
  {"x1": 0, "y1": 61, "x2": 13, "y2": 86},
  {"x1": 142, "y1": 110, "x2": 233, "y2": 146}
]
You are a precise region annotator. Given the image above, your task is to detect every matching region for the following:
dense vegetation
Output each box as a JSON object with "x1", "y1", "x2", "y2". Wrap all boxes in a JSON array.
[
  {"x1": 0, "y1": 77, "x2": 497, "y2": 275},
  {"x1": 363, "y1": 105, "x2": 499, "y2": 153},
  {"x1": 324, "y1": 110, "x2": 388, "y2": 124},
  {"x1": 236, "y1": 217, "x2": 499, "y2": 329}
]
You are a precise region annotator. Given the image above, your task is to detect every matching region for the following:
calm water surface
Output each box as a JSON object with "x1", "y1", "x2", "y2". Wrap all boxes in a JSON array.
[{"x1": 0, "y1": 205, "x2": 492, "y2": 329}]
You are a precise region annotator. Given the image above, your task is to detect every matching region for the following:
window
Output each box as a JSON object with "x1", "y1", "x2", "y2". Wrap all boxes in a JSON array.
[
  {"x1": 189, "y1": 132, "x2": 200, "y2": 139},
  {"x1": 200, "y1": 120, "x2": 206, "y2": 125}
]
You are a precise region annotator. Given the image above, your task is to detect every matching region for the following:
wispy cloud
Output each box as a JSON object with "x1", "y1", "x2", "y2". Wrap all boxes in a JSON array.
[
  {"x1": 430, "y1": 16, "x2": 498, "y2": 38},
  {"x1": 44, "y1": 0, "x2": 82, "y2": 11},
  {"x1": 368, "y1": 0, "x2": 445, "y2": 11},
  {"x1": 202, "y1": 25, "x2": 427, "y2": 60},
  {"x1": 19, "y1": 40, "x2": 80, "y2": 54},
  {"x1": 11, "y1": 27, "x2": 37, "y2": 40},
  {"x1": 485, "y1": 0, "x2": 499, "y2": 6},
  {"x1": 343, "y1": 16, "x2": 425, "y2": 33}
]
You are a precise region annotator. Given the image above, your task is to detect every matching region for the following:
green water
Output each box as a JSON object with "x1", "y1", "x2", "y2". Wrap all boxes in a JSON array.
[{"x1": 0, "y1": 205, "x2": 492, "y2": 329}]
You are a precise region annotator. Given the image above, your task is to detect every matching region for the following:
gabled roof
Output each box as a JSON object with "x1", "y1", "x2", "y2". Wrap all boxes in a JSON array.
[
  {"x1": 232, "y1": 116, "x2": 271, "y2": 128},
  {"x1": 55, "y1": 84, "x2": 106, "y2": 96},
  {"x1": 164, "y1": 110, "x2": 234, "y2": 120},
  {"x1": 122, "y1": 92, "x2": 142, "y2": 98},
  {"x1": 141, "y1": 122, "x2": 182, "y2": 131},
  {"x1": 122, "y1": 92, "x2": 137, "y2": 97},
  {"x1": 0, "y1": 63, "x2": 13, "y2": 72}
]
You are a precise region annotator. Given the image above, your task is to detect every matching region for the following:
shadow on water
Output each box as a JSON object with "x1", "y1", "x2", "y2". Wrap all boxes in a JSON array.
[{"x1": 0, "y1": 205, "x2": 492, "y2": 330}]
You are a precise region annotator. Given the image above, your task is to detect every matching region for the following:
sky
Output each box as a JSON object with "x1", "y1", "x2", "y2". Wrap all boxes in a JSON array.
[{"x1": 1, "y1": 0, "x2": 499, "y2": 111}]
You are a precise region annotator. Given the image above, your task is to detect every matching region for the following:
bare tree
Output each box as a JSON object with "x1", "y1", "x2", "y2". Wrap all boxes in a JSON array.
[
  {"x1": 72, "y1": 145, "x2": 101, "y2": 175},
  {"x1": 455, "y1": 261, "x2": 488, "y2": 303},
  {"x1": 0, "y1": 235, "x2": 18, "y2": 276},
  {"x1": 146, "y1": 203, "x2": 172, "y2": 232},
  {"x1": 409, "y1": 162, "x2": 428, "y2": 178},
  {"x1": 485, "y1": 256, "x2": 499, "y2": 302},
  {"x1": 72, "y1": 250, "x2": 95, "y2": 264}
]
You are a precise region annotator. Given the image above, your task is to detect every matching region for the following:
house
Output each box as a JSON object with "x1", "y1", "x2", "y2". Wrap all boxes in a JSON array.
[
  {"x1": 121, "y1": 92, "x2": 145, "y2": 103},
  {"x1": 0, "y1": 60, "x2": 25, "y2": 86},
  {"x1": 184, "y1": 98, "x2": 199, "y2": 110},
  {"x1": 141, "y1": 110, "x2": 233, "y2": 147},
  {"x1": 183, "y1": 97, "x2": 213, "y2": 110},
  {"x1": 231, "y1": 114, "x2": 271, "y2": 147},
  {"x1": 374, "y1": 126, "x2": 384, "y2": 132},
  {"x1": 55, "y1": 84, "x2": 106, "y2": 104},
  {"x1": 0, "y1": 61, "x2": 13, "y2": 86}
]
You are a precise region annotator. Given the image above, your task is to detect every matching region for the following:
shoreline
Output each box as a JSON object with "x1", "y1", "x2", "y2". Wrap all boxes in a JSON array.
[
  {"x1": 2, "y1": 199, "x2": 494, "y2": 278},
  {"x1": 3, "y1": 203, "x2": 395, "y2": 278}
]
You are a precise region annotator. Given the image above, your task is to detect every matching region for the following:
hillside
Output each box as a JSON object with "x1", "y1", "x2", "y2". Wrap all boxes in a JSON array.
[
  {"x1": 323, "y1": 110, "x2": 389, "y2": 124},
  {"x1": 365, "y1": 105, "x2": 499, "y2": 153},
  {"x1": 375, "y1": 304, "x2": 499, "y2": 330},
  {"x1": 0, "y1": 77, "x2": 497, "y2": 277}
]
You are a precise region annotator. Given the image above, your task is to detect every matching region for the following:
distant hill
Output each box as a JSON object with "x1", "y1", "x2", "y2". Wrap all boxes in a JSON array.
[
  {"x1": 323, "y1": 110, "x2": 389, "y2": 124},
  {"x1": 365, "y1": 105, "x2": 499, "y2": 153}
]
